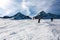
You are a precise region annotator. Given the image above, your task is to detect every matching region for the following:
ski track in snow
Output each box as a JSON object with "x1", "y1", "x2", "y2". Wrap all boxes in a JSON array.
[{"x1": 0, "y1": 19, "x2": 60, "y2": 40}]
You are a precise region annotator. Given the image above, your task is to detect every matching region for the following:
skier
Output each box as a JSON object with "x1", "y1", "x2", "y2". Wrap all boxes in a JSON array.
[
  {"x1": 51, "y1": 18, "x2": 53, "y2": 22},
  {"x1": 38, "y1": 15, "x2": 42, "y2": 23},
  {"x1": 38, "y1": 18, "x2": 41, "y2": 23}
]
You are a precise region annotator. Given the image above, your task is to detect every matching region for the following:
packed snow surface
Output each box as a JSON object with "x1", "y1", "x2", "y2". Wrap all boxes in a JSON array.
[{"x1": 0, "y1": 19, "x2": 60, "y2": 40}]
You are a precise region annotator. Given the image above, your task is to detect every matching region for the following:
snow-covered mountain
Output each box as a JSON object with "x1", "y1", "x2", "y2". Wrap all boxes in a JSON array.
[
  {"x1": 1, "y1": 12, "x2": 31, "y2": 20},
  {"x1": 34, "y1": 11, "x2": 60, "y2": 19},
  {"x1": 11, "y1": 12, "x2": 31, "y2": 20}
]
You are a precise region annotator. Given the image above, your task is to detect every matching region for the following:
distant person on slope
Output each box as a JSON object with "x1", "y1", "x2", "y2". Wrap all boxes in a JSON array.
[
  {"x1": 38, "y1": 19, "x2": 41, "y2": 23},
  {"x1": 51, "y1": 18, "x2": 53, "y2": 22},
  {"x1": 38, "y1": 16, "x2": 42, "y2": 23}
]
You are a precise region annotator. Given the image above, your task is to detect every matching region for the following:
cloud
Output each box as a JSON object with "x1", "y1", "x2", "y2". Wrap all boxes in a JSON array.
[
  {"x1": 0, "y1": 0, "x2": 54, "y2": 17},
  {"x1": 48, "y1": 0, "x2": 60, "y2": 15},
  {"x1": 0, "y1": 0, "x2": 20, "y2": 17},
  {"x1": 27, "y1": 0, "x2": 54, "y2": 16}
]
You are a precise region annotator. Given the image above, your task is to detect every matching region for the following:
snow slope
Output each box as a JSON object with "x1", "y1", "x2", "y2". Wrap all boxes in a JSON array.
[{"x1": 0, "y1": 19, "x2": 60, "y2": 40}]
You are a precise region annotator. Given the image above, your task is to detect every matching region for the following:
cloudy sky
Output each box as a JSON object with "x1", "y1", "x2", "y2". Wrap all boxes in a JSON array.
[
  {"x1": 48, "y1": 0, "x2": 60, "y2": 15},
  {"x1": 0, "y1": 0, "x2": 60, "y2": 17}
]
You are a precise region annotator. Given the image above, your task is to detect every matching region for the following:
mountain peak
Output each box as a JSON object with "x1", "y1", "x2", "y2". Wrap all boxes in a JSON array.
[
  {"x1": 34, "y1": 11, "x2": 60, "y2": 19},
  {"x1": 11, "y1": 12, "x2": 31, "y2": 20}
]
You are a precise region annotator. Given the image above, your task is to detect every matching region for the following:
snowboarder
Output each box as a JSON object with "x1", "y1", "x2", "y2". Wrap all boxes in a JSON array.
[
  {"x1": 51, "y1": 18, "x2": 53, "y2": 22},
  {"x1": 38, "y1": 19, "x2": 40, "y2": 23}
]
